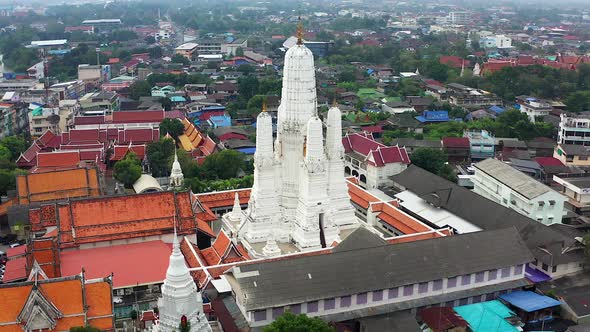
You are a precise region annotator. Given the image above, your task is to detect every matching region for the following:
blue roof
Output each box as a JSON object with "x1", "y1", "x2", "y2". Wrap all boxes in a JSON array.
[
  {"x1": 525, "y1": 266, "x2": 551, "y2": 283},
  {"x1": 208, "y1": 115, "x2": 232, "y2": 127},
  {"x1": 237, "y1": 147, "x2": 256, "y2": 154},
  {"x1": 489, "y1": 105, "x2": 505, "y2": 114},
  {"x1": 415, "y1": 110, "x2": 450, "y2": 123},
  {"x1": 202, "y1": 106, "x2": 226, "y2": 112},
  {"x1": 366, "y1": 69, "x2": 375, "y2": 74},
  {"x1": 499, "y1": 291, "x2": 561, "y2": 312},
  {"x1": 454, "y1": 300, "x2": 518, "y2": 332},
  {"x1": 170, "y1": 96, "x2": 186, "y2": 102}
]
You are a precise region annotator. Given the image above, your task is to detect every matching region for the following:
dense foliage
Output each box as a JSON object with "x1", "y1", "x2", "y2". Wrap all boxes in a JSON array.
[
  {"x1": 159, "y1": 119, "x2": 184, "y2": 140},
  {"x1": 263, "y1": 312, "x2": 335, "y2": 332},
  {"x1": 113, "y1": 153, "x2": 142, "y2": 188},
  {"x1": 411, "y1": 148, "x2": 457, "y2": 182}
]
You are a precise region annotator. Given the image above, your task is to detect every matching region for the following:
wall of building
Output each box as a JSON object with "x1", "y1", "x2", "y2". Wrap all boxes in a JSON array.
[
  {"x1": 241, "y1": 264, "x2": 527, "y2": 328},
  {"x1": 472, "y1": 170, "x2": 566, "y2": 224}
]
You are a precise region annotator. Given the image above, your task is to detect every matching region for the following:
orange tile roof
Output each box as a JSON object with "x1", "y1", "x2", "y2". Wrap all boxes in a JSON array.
[
  {"x1": 194, "y1": 189, "x2": 250, "y2": 209},
  {"x1": 36, "y1": 151, "x2": 80, "y2": 168},
  {"x1": 16, "y1": 167, "x2": 101, "y2": 205},
  {"x1": 54, "y1": 191, "x2": 211, "y2": 248},
  {"x1": 346, "y1": 180, "x2": 380, "y2": 209},
  {"x1": 373, "y1": 202, "x2": 432, "y2": 234},
  {"x1": 3, "y1": 257, "x2": 26, "y2": 282},
  {"x1": 0, "y1": 275, "x2": 113, "y2": 331}
]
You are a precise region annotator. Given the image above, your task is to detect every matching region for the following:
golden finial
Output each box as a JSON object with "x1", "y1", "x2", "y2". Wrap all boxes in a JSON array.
[
  {"x1": 296, "y1": 16, "x2": 304, "y2": 45},
  {"x1": 332, "y1": 97, "x2": 338, "y2": 108},
  {"x1": 262, "y1": 99, "x2": 267, "y2": 112}
]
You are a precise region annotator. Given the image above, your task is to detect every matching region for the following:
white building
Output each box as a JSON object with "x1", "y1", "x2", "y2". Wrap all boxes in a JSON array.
[
  {"x1": 155, "y1": 232, "x2": 211, "y2": 332},
  {"x1": 342, "y1": 133, "x2": 410, "y2": 189},
  {"x1": 473, "y1": 158, "x2": 567, "y2": 225},
  {"x1": 558, "y1": 113, "x2": 590, "y2": 146},
  {"x1": 516, "y1": 96, "x2": 552, "y2": 123},
  {"x1": 222, "y1": 31, "x2": 358, "y2": 255}
]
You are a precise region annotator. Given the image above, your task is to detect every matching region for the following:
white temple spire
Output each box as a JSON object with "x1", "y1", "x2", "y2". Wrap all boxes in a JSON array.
[{"x1": 170, "y1": 148, "x2": 184, "y2": 188}]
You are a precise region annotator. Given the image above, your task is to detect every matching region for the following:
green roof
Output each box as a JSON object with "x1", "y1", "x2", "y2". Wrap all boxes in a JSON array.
[
  {"x1": 383, "y1": 96, "x2": 402, "y2": 103},
  {"x1": 454, "y1": 300, "x2": 519, "y2": 332},
  {"x1": 357, "y1": 88, "x2": 385, "y2": 101}
]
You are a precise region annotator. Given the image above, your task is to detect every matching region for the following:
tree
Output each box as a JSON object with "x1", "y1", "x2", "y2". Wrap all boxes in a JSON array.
[
  {"x1": 0, "y1": 136, "x2": 27, "y2": 161},
  {"x1": 171, "y1": 54, "x2": 190, "y2": 66},
  {"x1": 411, "y1": 148, "x2": 457, "y2": 182},
  {"x1": 201, "y1": 149, "x2": 245, "y2": 180},
  {"x1": 129, "y1": 80, "x2": 152, "y2": 100},
  {"x1": 159, "y1": 118, "x2": 184, "y2": 140},
  {"x1": 159, "y1": 97, "x2": 172, "y2": 112},
  {"x1": 113, "y1": 153, "x2": 142, "y2": 188},
  {"x1": 69, "y1": 326, "x2": 102, "y2": 332},
  {"x1": 263, "y1": 312, "x2": 335, "y2": 332},
  {"x1": 147, "y1": 138, "x2": 175, "y2": 177},
  {"x1": 144, "y1": 35, "x2": 156, "y2": 44}
]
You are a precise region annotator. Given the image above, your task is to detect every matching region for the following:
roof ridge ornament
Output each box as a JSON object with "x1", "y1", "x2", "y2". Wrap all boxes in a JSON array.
[{"x1": 296, "y1": 16, "x2": 304, "y2": 45}]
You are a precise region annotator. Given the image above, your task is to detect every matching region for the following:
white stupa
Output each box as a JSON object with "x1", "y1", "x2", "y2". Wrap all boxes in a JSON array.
[
  {"x1": 155, "y1": 230, "x2": 211, "y2": 332},
  {"x1": 170, "y1": 149, "x2": 184, "y2": 188},
  {"x1": 222, "y1": 20, "x2": 357, "y2": 254}
]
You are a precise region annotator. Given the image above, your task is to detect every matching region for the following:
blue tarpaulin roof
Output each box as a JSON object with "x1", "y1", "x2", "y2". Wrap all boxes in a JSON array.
[
  {"x1": 489, "y1": 105, "x2": 505, "y2": 114},
  {"x1": 454, "y1": 300, "x2": 518, "y2": 332},
  {"x1": 499, "y1": 291, "x2": 561, "y2": 312},
  {"x1": 170, "y1": 96, "x2": 186, "y2": 102},
  {"x1": 208, "y1": 115, "x2": 232, "y2": 128},
  {"x1": 237, "y1": 147, "x2": 256, "y2": 154},
  {"x1": 202, "y1": 106, "x2": 226, "y2": 112},
  {"x1": 415, "y1": 110, "x2": 450, "y2": 123}
]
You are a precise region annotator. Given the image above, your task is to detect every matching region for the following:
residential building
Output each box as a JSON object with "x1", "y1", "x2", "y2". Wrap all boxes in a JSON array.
[
  {"x1": 442, "y1": 137, "x2": 470, "y2": 163},
  {"x1": 342, "y1": 132, "x2": 411, "y2": 189},
  {"x1": 449, "y1": 11, "x2": 470, "y2": 24},
  {"x1": 553, "y1": 174, "x2": 590, "y2": 216},
  {"x1": 224, "y1": 228, "x2": 532, "y2": 328},
  {"x1": 197, "y1": 39, "x2": 222, "y2": 54},
  {"x1": 479, "y1": 35, "x2": 512, "y2": 49},
  {"x1": 78, "y1": 64, "x2": 111, "y2": 84},
  {"x1": 553, "y1": 144, "x2": 590, "y2": 166},
  {"x1": 78, "y1": 90, "x2": 119, "y2": 114},
  {"x1": 382, "y1": 101, "x2": 415, "y2": 114},
  {"x1": 174, "y1": 42, "x2": 199, "y2": 60},
  {"x1": 558, "y1": 113, "x2": 590, "y2": 146},
  {"x1": 81, "y1": 19, "x2": 122, "y2": 31},
  {"x1": 28, "y1": 106, "x2": 62, "y2": 137},
  {"x1": 221, "y1": 38, "x2": 247, "y2": 56},
  {"x1": 447, "y1": 83, "x2": 503, "y2": 109},
  {"x1": 516, "y1": 96, "x2": 552, "y2": 123},
  {"x1": 465, "y1": 130, "x2": 495, "y2": 160},
  {"x1": 0, "y1": 102, "x2": 28, "y2": 138},
  {"x1": 472, "y1": 158, "x2": 566, "y2": 225}
]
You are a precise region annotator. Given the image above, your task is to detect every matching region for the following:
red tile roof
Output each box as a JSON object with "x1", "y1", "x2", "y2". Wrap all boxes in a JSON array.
[
  {"x1": 6, "y1": 245, "x2": 27, "y2": 258},
  {"x1": 3, "y1": 257, "x2": 27, "y2": 282},
  {"x1": 37, "y1": 151, "x2": 81, "y2": 168},
  {"x1": 112, "y1": 110, "x2": 164, "y2": 124},
  {"x1": 343, "y1": 133, "x2": 410, "y2": 167},
  {"x1": 117, "y1": 128, "x2": 159, "y2": 144},
  {"x1": 419, "y1": 307, "x2": 468, "y2": 332},
  {"x1": 194, "y1": 189, "x2": 250, "y2": 209},
  {"x1": 73, "y1": 115, "x2": 106, "y2": 126},
  {"x1": 439, "y1": 55, "x2": 464, "y2": 68},
  {"x1": 218, "y1": 133, "x2": 248, "y2": 141},
  {"x1": 60, "y1": 240, "x2": 171, "y2": 288},
  {"x1": 37, "y1": 130, "x2": 62, "y2": 148},
  {"x1": 16, "y1": 142, "x2": 42, "y2": 167},
  {"x1": 110, "y1": 144, "x2": 146, "y2": 161},
  {"x1": 442, "y1": 137, "x2": 470, "y2": 148}
]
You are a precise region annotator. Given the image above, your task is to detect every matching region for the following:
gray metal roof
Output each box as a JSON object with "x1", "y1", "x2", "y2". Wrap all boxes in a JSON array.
[
  {"x1": 560, "y1": 144, "x2": 590, "y2": 156},
  {"x1": 389, "y1": 165, "x2": 586, "y2": 266},
  {"x1": 475, "y1": 158, "x2": 551, "y2": 199},
  {"x1": 226, "y1": 228, "x2": 532, "y2": 311}
]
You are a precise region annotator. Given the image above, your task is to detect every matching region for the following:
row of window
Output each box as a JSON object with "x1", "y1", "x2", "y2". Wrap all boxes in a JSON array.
[{"x1": 252, "y1": 265, "x2": 523, "y2": 322}]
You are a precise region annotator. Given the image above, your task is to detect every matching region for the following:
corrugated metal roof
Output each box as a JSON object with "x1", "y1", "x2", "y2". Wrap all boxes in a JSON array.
[{"x1": 475, "y1": 158, "x2": 551, "y2": 199}]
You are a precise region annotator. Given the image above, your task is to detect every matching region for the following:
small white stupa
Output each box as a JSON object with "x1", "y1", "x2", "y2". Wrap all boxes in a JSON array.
[{"x1": 170, "y1": 149, "x2": 184, "y2": 188}]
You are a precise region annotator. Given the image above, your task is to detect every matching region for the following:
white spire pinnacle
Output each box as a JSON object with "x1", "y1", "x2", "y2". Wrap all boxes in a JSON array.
[
  {"x1": 231, "y1": 192, "x2": 241, "y2": 218},
  {"x1": 170, "y1": 148, "x2": 184, "y2": 188}
]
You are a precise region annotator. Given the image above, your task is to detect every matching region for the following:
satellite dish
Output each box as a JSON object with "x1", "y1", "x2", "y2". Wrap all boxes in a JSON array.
[{"x1": 47, "y1": 113, "x2": 60, "y2": 125}]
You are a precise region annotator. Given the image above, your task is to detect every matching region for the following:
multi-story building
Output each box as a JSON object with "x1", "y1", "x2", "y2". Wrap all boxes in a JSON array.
[
  {"x1": 553, "y1": 174, "x2": 590, "y2": 217},
  {"x1": 472, "y1": 158, "x2": 567, "y2": 225},
  {"x1": 221, "y1": 39, "x2": 248, "y2": 56},
  {"x1": 553, "y1": 143, "x2": 590, "y2": 166},
  {"x1": 174, "y1": 42, "x2": 199, "y2": 60},
  {"x1": 78, "y1": 90, "x2": 119, "y2": 114},
  {"x1": 464, "y1": 130, "x2": 495, "y2": 160},
  {"x1": 449, "y1": 11, "x2": 470, "y2": 24},
  {"x1": 558, "y1": 113, "x2": 590, "y2": 146},
  {"x1": 81, "y1": 19, "x2": 122, "y2": 32},
  {"x1": 197, "y1": 39, "x2": 223, "y2": 55},
  {"x1": 0, "y1": 103, "x2": 28, "y2": 138},
  {"x1": 27, "y1": 106, "x2": 65, "y2": 137},
  {"x1": 447, "y1": 83, "x2": 503, "y2": 108},
  {"x1": 342, "y1": 132, "x2": 411, "y2": 189},
  {"x1": 78, "y1": 64, "x2": 111, "y2": 84},
  {"x1": 516, "y1": 96, "x2": 552, "y2": 123}
]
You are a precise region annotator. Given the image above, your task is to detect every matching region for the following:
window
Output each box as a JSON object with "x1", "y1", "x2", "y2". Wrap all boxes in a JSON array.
[
  {"x1": 459, "y1": 298, "x2": 469, "y2": 306},
  {"x1": 340, "y1": 296, "x2": 351, "y2": 307},
  {"x1": 461, "y1": 275, "x2": 471, "y2": 286},
  {"x1": 580, "y1": 156, "x2": 588, "y2": 161},
  {"x1": 514, "y1": 264, "x2": 524, "y2": 275},
  {"x1": 290, "y1": 304, "x2": 301, "y2": 314},
  {"x1": 447, "y1": 277, "x2": 457, "y2": 288},
  {"x1": 254, "y1": 310, "x2": 267, "y2": 322},
  {"x1": 388, "y1": 287, "x2": 398, "y2": 299},
  {"x1": 272, "y1": 307, "x2": 284, "y2": 319},
  {"x1": 307, "y1": 301, "x2": 318, "y2": 313},
  {"x1": 433, "y1": 279, "x2": 443, "y2": 291},
  {"x1": 403, "y1": 285, "x2": 414, "y2": 296},
  {"x1": 324, "y1": 298, "x2": 335, "y2": 310},
  {"x1": 357, "y1": 292, "x2": 368, "y2": 305},
  {"x1": 552, "y1": 265, "x2": 557, "y2": 273},
  {"x1": 488, "y1": 269, "x2": 497, "y2": 281},
  {"x1": 372, "y1": 290, "x2": 383, "y2": 302},
  {"x1": 418, "y1": 282, "x2": 429, "y2": 294},
  {"x1": 501, "y1": 267, "x2": 511, "y2": 278},
  {"x1": 542, "y1": 263, "x2": 549, "y2": 271},
  {"x1": 475, "y1": 272, "x2": 485, "y2": 283},
  {"x1": 503, "y1": 198, "x2": 508, "y2": 204},
  {"x1": 35, "y1": 127, "x2": 42, "y2": 133}
]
